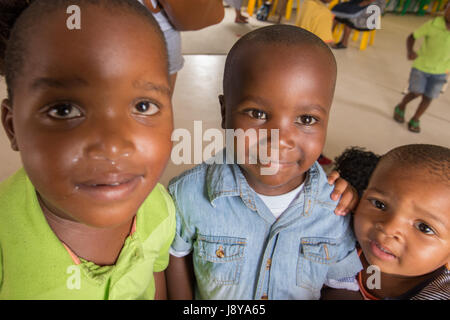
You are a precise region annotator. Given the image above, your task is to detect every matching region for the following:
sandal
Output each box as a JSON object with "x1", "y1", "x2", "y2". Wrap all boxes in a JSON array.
[
  {"x1": 408, "y1": 119, "x2": 420, "y2": 133},
  {"x1": 332, "y1": 42, "x2": 347, "y2": 49},
  {"x1": 393, "y1": 105, "x2": 405, "y2": 123}
]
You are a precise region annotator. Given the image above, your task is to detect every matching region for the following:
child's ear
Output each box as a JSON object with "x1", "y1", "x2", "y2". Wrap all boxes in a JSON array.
[
  {"x1": 219, "y1": 94, "x2": 226, "y2": 130},
  {"x1": 1, "y1": 99, "x2": 19, "y2": 151}
]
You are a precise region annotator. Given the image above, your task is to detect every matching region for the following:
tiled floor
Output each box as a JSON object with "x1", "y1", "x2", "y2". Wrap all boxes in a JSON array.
[{"x1": 0, "y1": 8, "x2": 449, "y2": 186}]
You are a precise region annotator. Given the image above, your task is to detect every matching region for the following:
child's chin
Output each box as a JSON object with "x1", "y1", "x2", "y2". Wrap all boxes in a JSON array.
[{"x1": 69, "y1": 203, "x2": 141, "y2": 229}]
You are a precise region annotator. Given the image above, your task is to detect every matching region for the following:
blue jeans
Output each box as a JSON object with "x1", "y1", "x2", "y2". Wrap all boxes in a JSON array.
[{"x1": 408, "y1": 68, "x2": 447, "y2": 99}]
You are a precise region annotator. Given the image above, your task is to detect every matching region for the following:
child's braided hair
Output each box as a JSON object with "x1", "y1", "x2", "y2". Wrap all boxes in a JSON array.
[{"x1": 333, "y1": 146, "x2": 381, "y2": 197}]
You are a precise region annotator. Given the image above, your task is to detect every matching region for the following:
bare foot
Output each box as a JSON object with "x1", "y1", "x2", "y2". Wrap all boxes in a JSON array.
[{"x1": 235, "y1": 14, "x2": 248, "y2": 24}]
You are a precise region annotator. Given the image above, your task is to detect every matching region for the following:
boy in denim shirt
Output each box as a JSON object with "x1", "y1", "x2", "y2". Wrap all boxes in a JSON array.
[{"x1": 166, "y1": 25, "x2": 362, "y2": 300}]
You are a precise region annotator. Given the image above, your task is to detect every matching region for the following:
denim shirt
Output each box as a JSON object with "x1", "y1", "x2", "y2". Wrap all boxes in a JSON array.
[{"x1": 168, "y1": 159, "x2": 362, "y2": 300}]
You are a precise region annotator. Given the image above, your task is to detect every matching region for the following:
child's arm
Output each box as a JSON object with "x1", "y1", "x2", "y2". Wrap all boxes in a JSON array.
[
  {"x1": 154, "y1": 271, "x2": 168, "y2": 299},
  {"x1": 406, "y1": 33, "x2": 418, "y2": 60},
  {"x1": 166, "y1": 254, "x2": 195, "y2": 299}
]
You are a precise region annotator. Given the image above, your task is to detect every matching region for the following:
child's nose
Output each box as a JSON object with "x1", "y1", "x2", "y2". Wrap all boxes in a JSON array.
[
  {"x1": 277, "y1": 125, "x2": 296, "y2": 151},
  {"x1": 376, "y1": 215, "x2": 405, "y2": 241},
  {"x1": 84, "y1": 122, "x2": 135, "y2": 162}
]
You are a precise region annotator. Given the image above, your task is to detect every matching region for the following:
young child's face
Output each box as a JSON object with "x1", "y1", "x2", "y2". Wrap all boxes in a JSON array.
[
  {"x1": 221, "y1": 43, "x2": 335, "y2": 195},
  {"x1": 1, "y1": 7, "x2": 173, "y2": 228},
  {"x1": 354, "y1": 160, "x2": 450, "y2": 277}
]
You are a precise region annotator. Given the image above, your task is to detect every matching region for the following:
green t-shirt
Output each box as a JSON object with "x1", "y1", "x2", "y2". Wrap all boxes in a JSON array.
[
  {"x1": 0, "y1": 169, "x2": 175, "y2": 299},
  {"x1": 412, "y1": 17, "x2": 450, "y2": 75}
]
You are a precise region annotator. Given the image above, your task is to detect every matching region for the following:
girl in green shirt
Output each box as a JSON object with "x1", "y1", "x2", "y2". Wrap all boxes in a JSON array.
[{"x1": 0, "y1": 0, "x2": 175, "y2": 299}]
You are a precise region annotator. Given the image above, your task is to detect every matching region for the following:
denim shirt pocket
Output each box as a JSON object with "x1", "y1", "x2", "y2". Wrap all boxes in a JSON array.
[
  {"x1": 194, "y1": 234, "x2": 246, "y2": 285},
  {"x1": 297, "y1": 237, "x2": 338, "y2": 291}
]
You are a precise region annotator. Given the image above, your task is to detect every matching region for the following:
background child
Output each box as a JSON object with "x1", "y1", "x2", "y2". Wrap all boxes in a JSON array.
[
  {"x1": 296, "y1": 0, "x2": 335, "y2": 45},
  {"x1": 0, "y1": 0, "x2": 175, "y2": 299},
  {"x1": 393, "y1": 4, "x2": 450, "y2": 133},
  {"x1": 165, "y1": 25, "x2": 362, "y2": 300},
  {"x1": 328, "y1": 144, "x2": 449, "y2": 299},
  {"x1": 331, "y1": 0, "x2": 385, "y2": 49},
  {"x1": 224, "y1": 0, "x2": 248, "y2": 24}
]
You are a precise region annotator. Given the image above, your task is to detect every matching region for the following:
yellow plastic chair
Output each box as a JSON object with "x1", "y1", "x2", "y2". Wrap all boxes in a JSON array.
[
  {"x1": 247, "y1": 0, "x2": 258, "y2": 16},
  {"x1": 351, "y1": 29, "x2": 377, "y2": 51},
  {"x1": 284, "y1": 0, "x2": 301, "y2": 20},
  {"x1": 268, "y1": 0, "x2": 279, "y2": 17},
  {"x1": 333, "y1": 23, "x2": 377, "y2": 51},
  {"x1": 328, "y1": 0, "x2": 340, "y2": 9}
]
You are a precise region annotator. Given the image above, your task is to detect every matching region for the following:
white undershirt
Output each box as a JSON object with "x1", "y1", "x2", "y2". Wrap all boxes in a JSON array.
[{"x1": 256, "y1": 183, "x2": 304, "y2": 219}]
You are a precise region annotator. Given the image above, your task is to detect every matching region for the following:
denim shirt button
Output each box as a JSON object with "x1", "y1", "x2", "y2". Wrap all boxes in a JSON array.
[{"x1": 215, "y1": 245, "x2": 225, "y2": 258}]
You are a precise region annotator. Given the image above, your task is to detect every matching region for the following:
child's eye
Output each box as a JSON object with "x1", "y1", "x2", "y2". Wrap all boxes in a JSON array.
[
  {"x1": 47, "y1": 103, "x2": 82, "y2": 119},
  {"x1": 296, "y1": 115, "x2": 318, "y2": 126},
  {"x1": 245, "y1": 109, "x2": 267, "y2": 120},
  {"x1": 369, "y1": 199, "x2": 386, "y2": 210},
  {"x1": 414, "y1": 222, "x2": 436, "y2": 235},
  {"x1": 133, "y1": 101, "x2": 160, "y2": 116}
]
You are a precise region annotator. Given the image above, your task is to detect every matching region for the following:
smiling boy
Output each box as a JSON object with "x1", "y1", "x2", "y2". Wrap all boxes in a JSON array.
[{"x1": 165, "y1": 25, "x2": 362, "y2": 300}]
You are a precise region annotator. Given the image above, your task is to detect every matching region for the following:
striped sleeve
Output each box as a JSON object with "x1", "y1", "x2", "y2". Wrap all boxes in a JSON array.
[{"x1": 410, "y1": 268, "x2": 450, "y2": 300}]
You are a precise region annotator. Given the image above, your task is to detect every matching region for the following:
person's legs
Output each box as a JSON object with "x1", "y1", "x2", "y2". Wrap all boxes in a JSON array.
[
  {"x1": 411, "y1": 95, "x2": 432, "y2": 121},
  {"x1": 393, "y1": 91, "x2": 420, "y2": 123},
  {"x1": 235, "y1": 8, "x2": 248, "y2": 23},
  {"x1": 397, "y1": 92, "x2": 421, "y2": 111},
  {"x1": 332, "y1": 22, "x2": 352, "y2": 48},
  {"x1": 277, "y1": 0, "x2": 288, "y2": 24},
  {"x1": 407, "y1": 95, "x2": 431, "y2": 133},
  {"x1": 341, "y1": 25, "x2": 352, "y2": 47},
  {"x1": 407, "y1": 72, "x2": 446, "y2": 133},
  {"x1": 394, "y1": 68, "x2": 425, "y2": 123},
  {"x1": 332, "y1": 19, "x2": 338, "y2": 30}
]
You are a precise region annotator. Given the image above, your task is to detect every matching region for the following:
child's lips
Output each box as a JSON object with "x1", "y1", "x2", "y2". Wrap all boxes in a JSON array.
[
  {"x1": 370, "y1": 240, "x2": 397, "y2": 261},
  {"x1": 76, "y1": 173, "x2": 144, "y2": 202},
  {"x1": 258, "y1": 160, "x2": 299, "y2": 168}
]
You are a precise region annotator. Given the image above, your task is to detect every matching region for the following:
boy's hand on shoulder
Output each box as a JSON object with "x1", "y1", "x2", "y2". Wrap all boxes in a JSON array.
[{"x1": 327, "y1": 171, "x2": 359, "y2": 216}]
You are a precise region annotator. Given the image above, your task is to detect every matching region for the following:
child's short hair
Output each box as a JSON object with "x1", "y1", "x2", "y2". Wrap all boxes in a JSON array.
[
  {"x1": 0, "y1": 0, "x2": 166, "y2": 99},
  {"x1": 382, "y1": 144, "x2": 450, "y2": 186},
  {"x1": 334, "y1": 144, "x2": 450, "y2": 197},
  {"x1": 223, "y1": 24, "x2": 337, "y2": 97}
]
